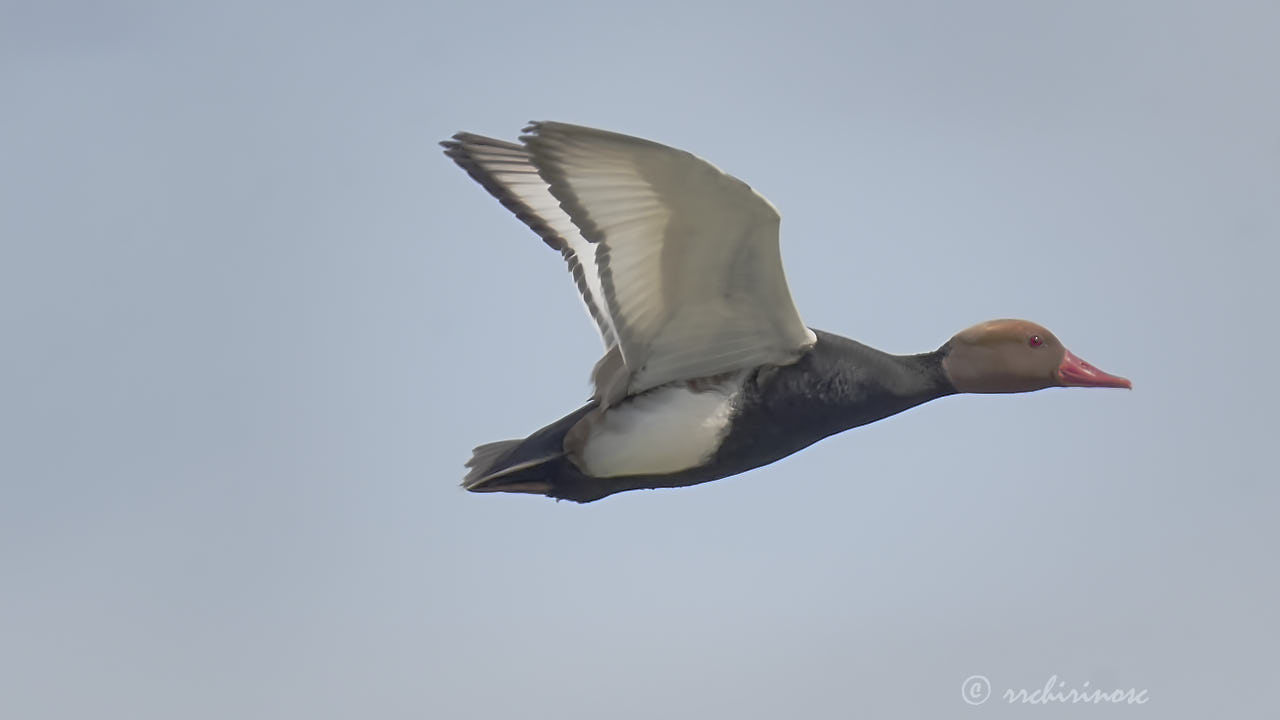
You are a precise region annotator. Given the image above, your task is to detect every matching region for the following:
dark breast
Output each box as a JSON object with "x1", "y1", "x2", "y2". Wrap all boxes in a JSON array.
[
  {"x1": 705, "y1": 330, "x2": 955, "y2": 479},
  {"x1": 554, "y1": 330, "x2": 955, "y2": 501}
]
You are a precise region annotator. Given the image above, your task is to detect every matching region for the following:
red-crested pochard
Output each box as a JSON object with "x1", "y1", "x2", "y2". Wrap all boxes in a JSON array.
[{"x1": 442, "y1": 123, "x2": 1130, "y2": 503}]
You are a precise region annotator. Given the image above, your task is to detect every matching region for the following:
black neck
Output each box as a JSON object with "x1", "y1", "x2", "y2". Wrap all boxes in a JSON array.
[{"x1": 761, "y1": 331, "x2": 957, "y2": 436}]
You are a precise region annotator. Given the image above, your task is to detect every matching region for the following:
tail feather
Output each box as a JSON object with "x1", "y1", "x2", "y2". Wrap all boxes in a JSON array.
[
  {"x1": 463, "y1": 440, "x2": 561, "y2": 494},
  {"x1": 460, "y1": 402, "x2": 600, "y2": 499},
  {"x1": 463, "y1": 440, "x2": 522, "y2": 485}
]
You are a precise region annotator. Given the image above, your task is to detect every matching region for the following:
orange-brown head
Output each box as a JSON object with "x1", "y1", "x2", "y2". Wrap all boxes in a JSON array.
[{"x1": 941, "y1": 319, "x2": 1131, "y2": 394}]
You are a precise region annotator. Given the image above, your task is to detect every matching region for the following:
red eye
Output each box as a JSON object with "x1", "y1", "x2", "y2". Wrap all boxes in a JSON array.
[{"x1": 1029, "y1": 335, "x2": 1043, "y2": 347}]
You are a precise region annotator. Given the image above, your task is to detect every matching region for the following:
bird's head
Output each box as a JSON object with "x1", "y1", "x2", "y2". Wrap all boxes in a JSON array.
[{"x1": 941, "y1": 319, "x2": 1131, "y2": 393}]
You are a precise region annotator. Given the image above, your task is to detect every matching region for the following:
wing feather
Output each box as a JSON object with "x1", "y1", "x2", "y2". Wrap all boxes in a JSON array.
[
  {"x1": 523, "y1": 122, "x2": 815, "y2": 399},
  {"x1": 444, "y1": 123, "x2": 816, "y2": 406},
  {"x1": 440, "y1": 134, "x2": 618, "y2": 348}
]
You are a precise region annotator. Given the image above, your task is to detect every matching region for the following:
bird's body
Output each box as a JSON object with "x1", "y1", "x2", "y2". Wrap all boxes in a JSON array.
[
  {"x1": 442, "y1": 122, "x2": 1129, "y2": 503},
  {"x1": 469, "y1": 331, "x2": 954, "y2": 502}
]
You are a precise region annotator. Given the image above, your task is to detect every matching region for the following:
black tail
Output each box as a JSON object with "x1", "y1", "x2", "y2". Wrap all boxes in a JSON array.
[
  {"x1": 463, "y1": 440, "x2": 522, "y2": 486},
  {"x1": 460, "y1": 402, "x2": 601, "y2": 499},
  {"x1": 463, "y1": 439, "x2": 560, "y2": 495}
]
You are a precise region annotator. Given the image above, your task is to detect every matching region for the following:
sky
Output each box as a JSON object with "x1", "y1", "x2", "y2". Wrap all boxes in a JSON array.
[{"x1": 3, "y1": 1, "x2": 1278, "y2": 717}]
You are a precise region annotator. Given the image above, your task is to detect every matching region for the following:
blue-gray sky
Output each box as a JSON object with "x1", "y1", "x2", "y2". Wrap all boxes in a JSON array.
[{"x1": 4, "y1": 1, "x2": 1278, "y2": 717}]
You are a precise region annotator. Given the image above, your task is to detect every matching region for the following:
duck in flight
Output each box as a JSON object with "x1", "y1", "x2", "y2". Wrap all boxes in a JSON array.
[{"x1": 442, "y1": 122, "x2": 1130, "y2": 503}]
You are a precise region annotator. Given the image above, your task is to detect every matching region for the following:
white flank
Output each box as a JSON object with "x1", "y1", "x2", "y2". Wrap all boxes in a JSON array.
[{"x1": 579, "y1": 382, "x2": 740, "y2": 478}]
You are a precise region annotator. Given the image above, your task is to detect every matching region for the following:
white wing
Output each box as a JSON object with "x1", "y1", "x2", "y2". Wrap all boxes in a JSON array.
[
  {"x1": 443, "y1": 122, "x2": 816, "y2": 406},
  {"x1": 440, "y1": 133, "x2": 618, "y2": 348}
]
